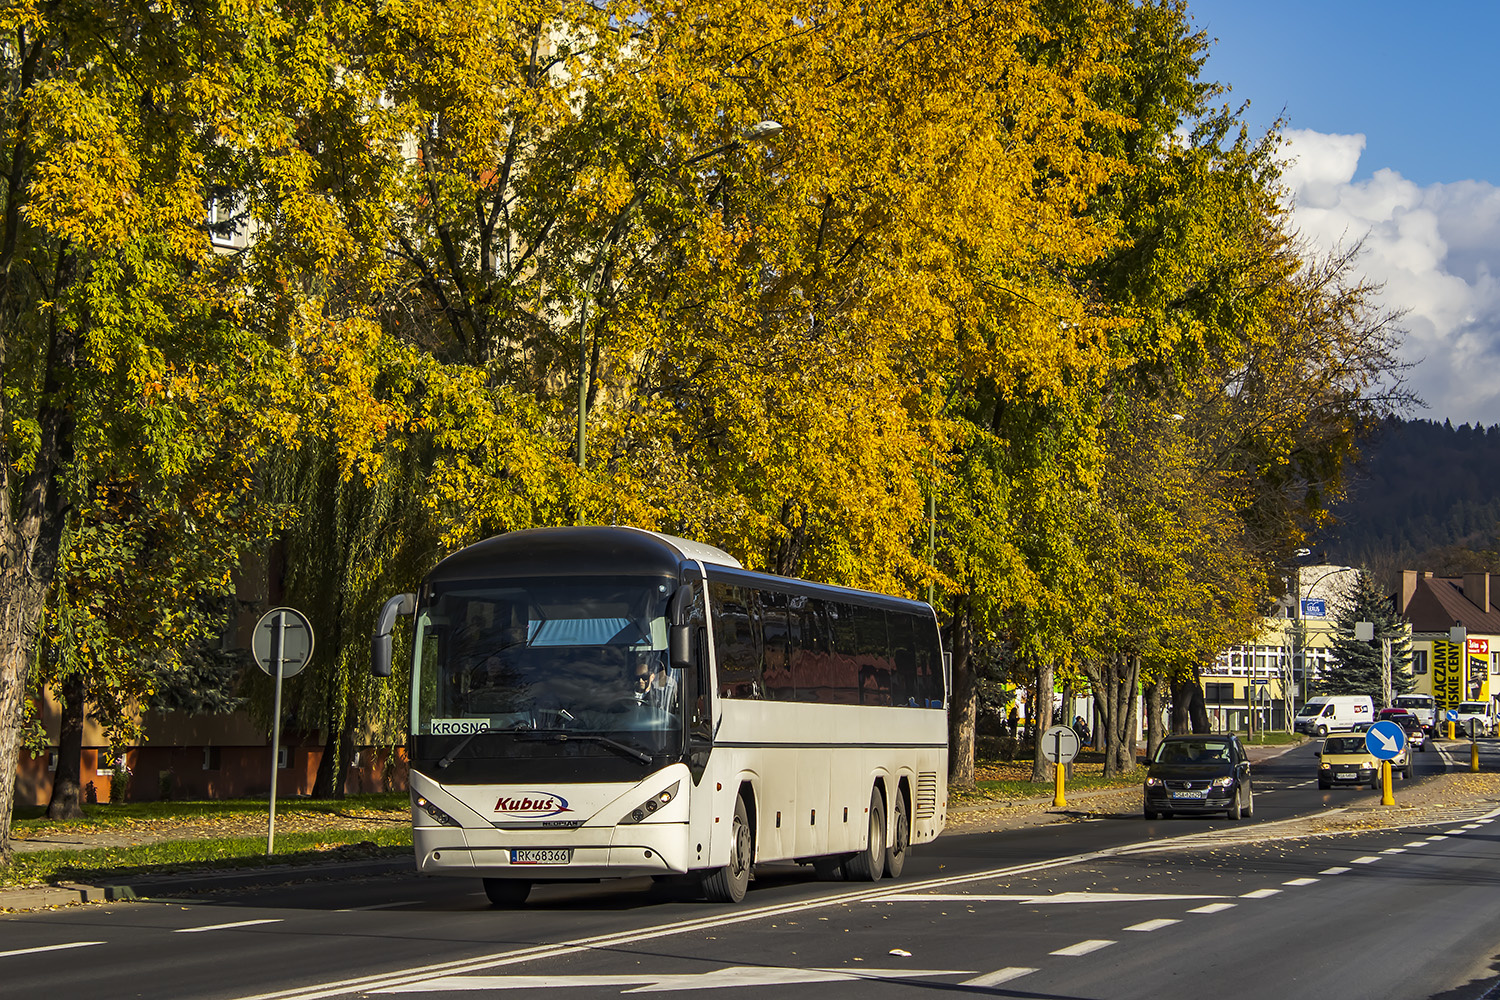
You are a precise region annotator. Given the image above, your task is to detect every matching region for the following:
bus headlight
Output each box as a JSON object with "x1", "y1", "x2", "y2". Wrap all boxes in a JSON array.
[
  {"x1": 620, "y1": 781, "x2": 681, "y2": 824},
  {"x1": 415, "y1": 794, "x2": 460, "y2": 827}
]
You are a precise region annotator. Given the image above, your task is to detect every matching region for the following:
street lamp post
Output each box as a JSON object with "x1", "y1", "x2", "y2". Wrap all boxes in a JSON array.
[{"x1": 575, "y1": 122, "x2": 781, "y2": 469}]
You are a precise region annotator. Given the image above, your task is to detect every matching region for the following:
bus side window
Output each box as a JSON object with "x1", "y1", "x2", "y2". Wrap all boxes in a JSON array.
[
  {"x1": 710, "y1": 581, "x2": 762, "y2": 699},
  {"x1": 761, "y1": 590, "x2": 795, "y2": 700}
]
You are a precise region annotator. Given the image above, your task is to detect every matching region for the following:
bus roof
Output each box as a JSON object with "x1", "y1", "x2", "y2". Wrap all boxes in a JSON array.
[{"x1": 426, "y1": 526, "x2": 742, "y2": 585}]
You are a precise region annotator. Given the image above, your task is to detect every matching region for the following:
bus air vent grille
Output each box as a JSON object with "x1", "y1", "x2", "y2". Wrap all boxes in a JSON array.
[{"x1": 915, "y1": 772, "x2": 939, "y2": 819}]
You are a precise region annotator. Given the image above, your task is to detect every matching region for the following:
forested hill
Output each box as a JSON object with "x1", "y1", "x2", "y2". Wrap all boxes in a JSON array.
[{"x1": 1319, "y1": 417, "x2": 1500, "y2": 587}]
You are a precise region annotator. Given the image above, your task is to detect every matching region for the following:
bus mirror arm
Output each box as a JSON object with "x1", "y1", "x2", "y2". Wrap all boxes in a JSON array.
[{"x1": 371, "y1": 593, "x2": 416, "y2": 677}]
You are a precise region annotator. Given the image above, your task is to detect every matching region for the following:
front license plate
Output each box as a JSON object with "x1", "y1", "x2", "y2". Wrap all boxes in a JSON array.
[
  {"x1": 511, "y1": 848, "x2": 571, "y2": 865},
  {"x1": 1170, "y1": 791, "x2": 1205, "y2": 799},
  {"x1": 1336, "y1": 772, "x2": 1356, "y2": 779}
]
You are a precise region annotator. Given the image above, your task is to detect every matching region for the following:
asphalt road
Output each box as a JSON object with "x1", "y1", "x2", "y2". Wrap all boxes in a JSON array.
[{"x1": 5, "y1": 740, "x2": 1500, "y2": 1000}]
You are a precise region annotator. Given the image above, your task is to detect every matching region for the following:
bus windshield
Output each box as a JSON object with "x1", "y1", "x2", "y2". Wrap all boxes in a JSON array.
[{"x1": 411, "y1": 576, "x2": 683, "y2": 761}]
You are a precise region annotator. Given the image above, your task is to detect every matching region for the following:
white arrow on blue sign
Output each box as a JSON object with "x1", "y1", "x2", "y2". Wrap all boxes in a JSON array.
[
  {"x1": 1447, "y1": 709, "x2": 1459, "y2": 721},
  {"x1": 1366, "y1": 719, "x2": 1406, "y2": 760}
]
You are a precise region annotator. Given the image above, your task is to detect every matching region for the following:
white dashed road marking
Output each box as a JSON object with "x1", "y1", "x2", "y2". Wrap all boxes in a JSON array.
[
  {"x1": 1051, "y1": 940, "x2": 1115, "y2": 957},
  {"x1": 1241, "y1": 889, "x2": 1281, "y2": 898},
  {"x1": 1284, "y1": 878, "x2": 1319, "y2": 886},
  {"x1": 1351, "y1": 856, "x2": 1381, "y2": 864},
  {"x1": 1189, "y1": 903, "x2": 1237, "y2": 914},
  {"x1": 1321, "y1": 866, "x2": 1352, "y2": 875},
  {"x1": 176, "y1": 919, "x2": 283, "y2": 934},
  {"x1": 0, "y1": 941, "x2": 104, "y2": 959},
  {"x1": 961, "y1": 968, "x2": 1039, "y2": 988},
  {"x1": 1123, "y1": 919, "x2": 1180, "y2": 932}
]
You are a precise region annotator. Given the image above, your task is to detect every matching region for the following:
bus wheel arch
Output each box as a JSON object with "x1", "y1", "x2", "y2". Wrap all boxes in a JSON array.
[
  {"x1": 842, "y1": 784, "x2": 886, "y2": 882},
  {"x1": 702, "y1": 787, "x2": 754, "y2": 904}
]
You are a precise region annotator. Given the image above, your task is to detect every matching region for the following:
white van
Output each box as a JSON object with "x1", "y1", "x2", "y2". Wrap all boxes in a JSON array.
[
  {"x1": 1391, "y1": 694, "x2": 1437, "y2": 732},
  {"x1": 1295, "y1": 695, "x2": 1375, "y2": 736}
]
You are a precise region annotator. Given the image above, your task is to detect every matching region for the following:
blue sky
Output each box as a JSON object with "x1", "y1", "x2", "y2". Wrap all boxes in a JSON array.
[
  {"x1": 1189, "y1": 2, "x2": 1500, "y2": 186},
  {"x1": 1186, "y1": 2, "x2": 1500, "y2": 426}
]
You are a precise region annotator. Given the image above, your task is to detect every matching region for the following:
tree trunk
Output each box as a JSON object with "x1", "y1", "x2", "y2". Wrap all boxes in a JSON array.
[
  {"x1": 1171, "y1": 674, "x2": 1210, "y2": 734},
  {"x1": 1031, "y1": 658, "x2": 1054, "y2": 782},
  {"x1": 1114, "y1": 656, "x2": 1140, "y2": 774},
  {"x1": 46, "y1": 674, "x2": 85, "y2": 820},
  {"x1": 0, "y1": 247, "x2": 80, "y2": 864},
  {"x1": 947, "y1": 602, "x2": 976, "y2": 787},
  {"x1": 1144, "y1": 674, "x2": 1168, "y2": 762}
]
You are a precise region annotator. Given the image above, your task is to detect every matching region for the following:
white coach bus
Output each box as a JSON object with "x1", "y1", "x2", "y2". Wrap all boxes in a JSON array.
[{"x1": 371, "y1": 525, "x2": 949, "y2": 905}]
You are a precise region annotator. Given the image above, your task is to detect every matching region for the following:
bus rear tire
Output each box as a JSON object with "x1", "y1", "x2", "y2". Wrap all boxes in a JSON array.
[
  {"x1": 884, "y1": 790, "x2": 909, "y2": 879},
  {"x1": 483, "y1": 878, "x2": 531, "y2": 906},
  {"x1": 702, "y1": 797, "x2": 752, "y2": 904},
  {"x1": 843, "y1": 788, "x2": 886, "y2": 882}
]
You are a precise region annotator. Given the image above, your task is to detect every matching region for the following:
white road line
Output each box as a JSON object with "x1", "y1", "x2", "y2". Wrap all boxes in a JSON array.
[
  {"x1": 872, "y1": 892, "x2": 1226, "y2": 905},
  {"x1": 176, "y1": 919, "x2": 283, "y2": 934},
  {"x1": 1051, "y1": 940, "x2": 1114, "y2": 957},
  {"x1": 1381, "y1": 848, "x2": 1407, "y2": 854},
  {"x1": 1240, "y1": 889, "x2": 1281, "y2": 899},
  {"x1": 1283, "y1": 878, "x2": 1319, "y2": 886},
  {"x1": 1351, "y1": 856, "x2": 1381, "y2": 864},
  {"x1": 1427, "y1": 836, "x2": 1449, "y2": 841},
  {"x1": 1123, "y1": 919, "x2": 1180, "y2": 932},
  {"x1": 1404, "y1": 841, "x2": 1430, "y2": 848},
  {"x1": 1320, "y1": 866, "x2": 1352, "y2": 875},
  {"x1": 338, "y1": 901, "x2": 422, "y2": 912},
  {"x1": 0, "y1": 941, "x2": 105, "y2": 959},
  {"x1": 1448, "y1": 829, "x2": 1471, "y2": 835},
  {"x1": 960, "y1": 968, "x2": 1039, "y2": 988},
  {"x1": 1463, "y1": 824, "x2": 1483, "y2": 829},
  {"x1": 1189, "y1": 903, "x2": 1237, "y2": 914}
]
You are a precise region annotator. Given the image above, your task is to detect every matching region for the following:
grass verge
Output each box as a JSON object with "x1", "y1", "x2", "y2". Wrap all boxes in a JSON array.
[
  {"x1": 3, "y1": 827, "x2": 413, "y2": 891},
  {"x1": 11, "y1": 793, "x2": 410, "y2": 832}
]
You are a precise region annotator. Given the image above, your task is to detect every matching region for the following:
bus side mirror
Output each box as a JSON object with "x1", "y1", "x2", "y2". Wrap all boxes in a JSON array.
[
  {"x1": 372, "y1": 593, "x2": 416, "y2": 677},
  {"x1": 669, "y1": 624, "x2": 692, "y2": 670}
]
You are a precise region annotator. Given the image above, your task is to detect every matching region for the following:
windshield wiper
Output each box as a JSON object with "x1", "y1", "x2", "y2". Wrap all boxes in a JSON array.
[
  {"x1": 437, "y1": 726, "x2": 491, "y2": 769},
  {"x1": 519, "y1": 730, "x2": 653, "y2": 765}
]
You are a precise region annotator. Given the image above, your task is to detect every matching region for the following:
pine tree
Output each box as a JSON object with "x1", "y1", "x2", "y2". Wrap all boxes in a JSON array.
[{"x1": 1319, "y1": 571, "x2": 1413, "y2": 706}]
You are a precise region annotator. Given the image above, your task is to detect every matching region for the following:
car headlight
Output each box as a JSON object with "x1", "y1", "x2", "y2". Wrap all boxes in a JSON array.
[
  {"x1": 1145, "y1": 776, "x2": 1163, "y2": 787},
  {"x1": 1211, "y1": 776, "x2": 1235, "y2": 788},
  {"x1": 620, "y1": 781, "x2": 681, "y2": 824}
]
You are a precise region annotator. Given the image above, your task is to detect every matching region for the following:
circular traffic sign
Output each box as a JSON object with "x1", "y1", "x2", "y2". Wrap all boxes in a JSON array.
[
  {"x1": 252, "y1": 607, "x2": 315, "y2": 678},
  {"x1": 1365, "y1": 719, "x2": 1406, "y2": 760},
  {"x1": 1041, "y1": 724, "x2": 1081, "y2": 764}
]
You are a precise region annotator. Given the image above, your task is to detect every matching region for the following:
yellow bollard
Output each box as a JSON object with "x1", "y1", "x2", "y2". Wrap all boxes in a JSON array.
[
  {"x1": 1473, "y1": 740, "x2": 1481, "y2": 773},
  {"x1": 1449, "y1": 720, "x2": 1456, "y2": 740},
  {"x1": 1381, "y1": 760, "x2": 1395, "y2": 806},
  {"x1": 1053, "y1": 761, "x2": 1066, "y2": 809}
]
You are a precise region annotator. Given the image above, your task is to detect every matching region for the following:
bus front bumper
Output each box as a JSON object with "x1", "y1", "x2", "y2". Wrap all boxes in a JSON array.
[{"x1": 413, "y1": 823, "x2": 693, "y2": 880}]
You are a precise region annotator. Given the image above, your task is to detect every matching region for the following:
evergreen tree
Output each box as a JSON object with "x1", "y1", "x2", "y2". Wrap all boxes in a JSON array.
[{"x1": 1319, "y1": 572, "x2": 1413, "y2": 706}]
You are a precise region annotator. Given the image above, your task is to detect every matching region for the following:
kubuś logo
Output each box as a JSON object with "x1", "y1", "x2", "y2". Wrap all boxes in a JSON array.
[{"x1": 494, "y1": 792, "x2": 571, "y2": 817}]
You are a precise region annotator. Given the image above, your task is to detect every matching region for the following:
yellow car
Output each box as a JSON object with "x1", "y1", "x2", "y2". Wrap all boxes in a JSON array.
[{"x1": 1317, "y1": 732, "x2": 1409, "y2": 790}]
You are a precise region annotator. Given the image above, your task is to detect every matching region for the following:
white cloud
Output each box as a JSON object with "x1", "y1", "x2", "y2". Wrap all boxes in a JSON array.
[{"x1": 1279, "y1": 128, "x2": 1500, "y2": 425}]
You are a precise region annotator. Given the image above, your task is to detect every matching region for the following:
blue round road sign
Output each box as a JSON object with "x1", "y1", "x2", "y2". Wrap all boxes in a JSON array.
[{"x1": 1366, "y1": 719, "x2": 1406, "y2": 760}]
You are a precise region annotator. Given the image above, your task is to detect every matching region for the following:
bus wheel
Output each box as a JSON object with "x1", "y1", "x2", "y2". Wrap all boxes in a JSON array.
[
  {"x1": 483, "y1": 878, "x2": 531, "y2": 906},
  {"x1": 702, "y1": 797, "x2": 752, "y2": 903},
  {"x1": 843, "y1": 789, "x2": 886, "y2": 882},
  {"x1": 884, "y1": 791, "x2": 910, "y2": 879}
]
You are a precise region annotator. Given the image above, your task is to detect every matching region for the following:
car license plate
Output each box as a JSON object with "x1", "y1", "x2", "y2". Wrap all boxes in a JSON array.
[
  {"x1": 511, "y1": 848, "x2": 571, "y2": 865},
  {"x1": 1336, "y1": 772, "x2": 1356, "y2": 779},
  {"x1": 1170, "y1": 790, "x2": 1205, "y2": 799}
]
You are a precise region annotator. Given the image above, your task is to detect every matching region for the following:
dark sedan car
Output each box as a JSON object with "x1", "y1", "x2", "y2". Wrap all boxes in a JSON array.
[{"x1": 1143, "y1": 734, "x2": 1253, "y2": 821}]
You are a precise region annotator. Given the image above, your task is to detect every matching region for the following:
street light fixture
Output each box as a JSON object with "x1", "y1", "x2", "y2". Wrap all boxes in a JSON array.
[{"x1": 576, "y1": 121, "x2": 783, "y2": 469}]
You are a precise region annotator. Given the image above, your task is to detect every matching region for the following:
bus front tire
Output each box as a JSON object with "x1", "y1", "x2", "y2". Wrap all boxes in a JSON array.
[
  {"x1": 884, "y1": 791, "x2": 909, "y2": 879},
  {"x1": 702, "y1": 797, "x2": 752, "y2": 904},
  {"x1": 843, "y1": 789, "x2": 886, "y2": 882},
  {"x1": 483, "y1": 878, "x2": 531, "y2": 906}
]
